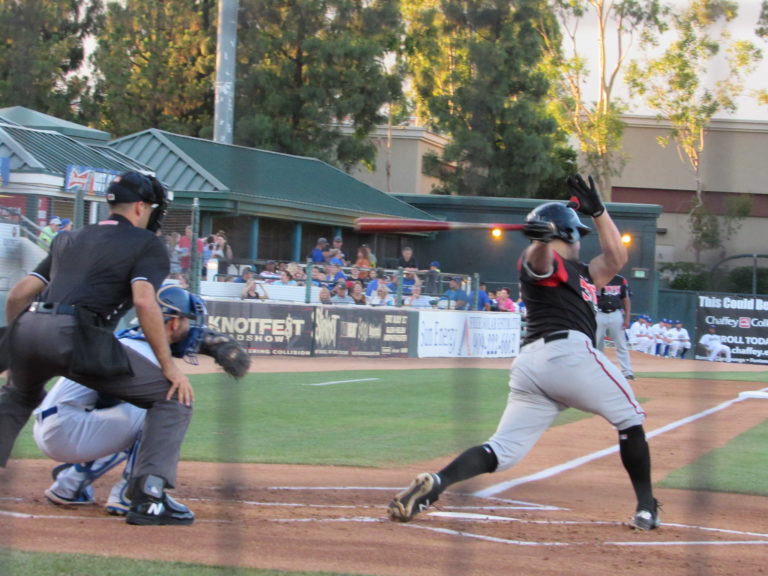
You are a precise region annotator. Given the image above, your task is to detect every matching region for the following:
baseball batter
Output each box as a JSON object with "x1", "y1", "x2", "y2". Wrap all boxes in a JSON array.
[
  {"x1": 595, "y1": 274, "x2": 634, "y2": 379},
  {"x1": 388, "y1": 175, "x2": 660, "y2": 531}
]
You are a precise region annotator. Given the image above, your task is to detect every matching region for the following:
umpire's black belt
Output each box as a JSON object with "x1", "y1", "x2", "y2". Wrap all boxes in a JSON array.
[{"x1": 28, "y1": 302, "x2": 76, "y2": 315}]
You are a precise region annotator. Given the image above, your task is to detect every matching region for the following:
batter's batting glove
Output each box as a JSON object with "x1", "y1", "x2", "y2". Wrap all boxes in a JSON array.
[
  {"x1": 198, "y1": 329, "x2": 251, "y2": 379},
  {"x1": 522, "y1": 220, "x2": 557, "y2": 243},
  {"x1": 567, "y1": 174, "x2": 605, "y2": 217}
]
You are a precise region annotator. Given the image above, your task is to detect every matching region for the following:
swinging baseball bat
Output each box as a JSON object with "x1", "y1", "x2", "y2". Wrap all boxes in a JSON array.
[{"x1": 354, "y1": 217, "x2": 526, "y2": 233}]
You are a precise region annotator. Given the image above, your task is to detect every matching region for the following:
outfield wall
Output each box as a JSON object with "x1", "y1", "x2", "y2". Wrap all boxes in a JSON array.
[{"x1": 202, "y1": 298, "x2": 522, "y2": 359}]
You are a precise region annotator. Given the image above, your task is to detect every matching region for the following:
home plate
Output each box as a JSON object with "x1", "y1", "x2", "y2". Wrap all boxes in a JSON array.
[{"x1": 739, "y1": 391, "x2": 768, "y2": 400}]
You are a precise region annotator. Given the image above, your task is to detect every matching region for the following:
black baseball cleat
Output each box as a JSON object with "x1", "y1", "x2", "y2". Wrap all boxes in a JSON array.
[
  {"x1": 630, "y1": 499, "x2": 661, "y2": 531},
  {"x1": 388, "y1": 472, "x2": 440, "y2": 522},
  {"x1": 125, "y1": 474, "x2": 194, "y2": 526}
]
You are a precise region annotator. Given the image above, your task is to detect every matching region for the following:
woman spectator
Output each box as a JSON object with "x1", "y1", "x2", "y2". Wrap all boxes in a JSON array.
[
  {"x1": 213, "y1": 231, "x2": 234, "y2": 275},
  {"x1": 350, "y1": 281, "x2": 367, "y2": 305},
  {"x1": 354, "y1": 246, "x2": 373, "y2": 280},
  {"x1": 273, "y1": 270, "x2": 297, "y2": 286},
  {"x1": 166, "y1": 232, "x2": 182, "y2": 275},
  {"x1": 369, "y1": 284, "x2": 395, "y2": 307},
  {"x1": 495, "y1": 287, "x2": 518, "y2": 312},
  {"x1": 241, "y1": 279, "x2": 270, "y2": 300},
  {"x1": 318, "y1": 286, "x2": 333, "y2": 305}
]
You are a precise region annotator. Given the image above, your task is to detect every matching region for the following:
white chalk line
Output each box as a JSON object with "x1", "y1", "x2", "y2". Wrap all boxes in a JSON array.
[
  {"x1": 302, "y1": 378, "x2": 380, "y2": 386},
  {"x1": 474, "y1": 386, "x2": 768, "y2": 498}
]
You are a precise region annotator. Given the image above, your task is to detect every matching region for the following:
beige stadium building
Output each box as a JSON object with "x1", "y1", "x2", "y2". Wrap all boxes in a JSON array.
[{"x1": 346, "y1": 115, "x2": 768, "y2": 269}]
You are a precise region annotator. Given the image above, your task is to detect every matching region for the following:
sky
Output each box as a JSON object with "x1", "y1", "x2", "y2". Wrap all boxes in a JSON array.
[{"x1": 575, "y1": 0, "x2": 767, "y2": 122}]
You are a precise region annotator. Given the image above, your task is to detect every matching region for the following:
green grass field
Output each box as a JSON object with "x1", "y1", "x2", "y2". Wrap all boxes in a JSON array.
[{"x1": 4, "y1": 367, "x2": 767, "y2": 576}]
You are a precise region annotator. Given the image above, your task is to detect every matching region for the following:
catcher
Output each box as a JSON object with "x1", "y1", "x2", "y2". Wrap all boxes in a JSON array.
[{"x1": 33, "y1": 284, "x2": 250, "y2": 515}]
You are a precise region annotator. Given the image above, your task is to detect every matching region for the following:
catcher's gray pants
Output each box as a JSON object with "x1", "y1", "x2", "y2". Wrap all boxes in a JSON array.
[
  {"x1": 0, "y1": 311, "x2": 191, "y2": 487},
  {"x1": 595, "y1": 310, "x2": 633, "y2": 376}
]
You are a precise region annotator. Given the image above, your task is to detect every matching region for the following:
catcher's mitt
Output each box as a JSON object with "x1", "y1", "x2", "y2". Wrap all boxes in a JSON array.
[{"x1": 198, "y1": 329, "x2": 251, "y2": 378}]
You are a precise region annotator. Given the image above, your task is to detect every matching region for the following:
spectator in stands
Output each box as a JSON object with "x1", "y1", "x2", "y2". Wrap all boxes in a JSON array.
[
  {"x1": 425, "y1": 261, "x2": 441, "y2": 295},
  {"x1": 332, "y1": 236, "x2": 348, "y2": 265},
  {"x1": 398, "y1": 246, "x2": 419, "y2": 271},
  {"x1": 259, "y1": 260, "x2": 281, "y2": 283},
  {"x1": 212, "y1": 231, "x2": 234, "y2": 275},
  {"x1": 472, "y1": 283, "x2": 492, "y2": 311},
  {"x1": 59, "y1": 218, "x2": 73, "y2": 232},
  {"x1": 325, "y1": 261, "x2": 347, "y2": 286},
  {"x1": 310, "y1": 237, "x2": 330, "y2": 263},
  {"x1": 38, "y1": 216, "x2": 61, "y2": 248},
  {"x1": 495, "y1": 287, "x2": 517, "y2": 312},
  {"x1": 310, "y1": 265, "x2": 326, "y2": 287},
  {"x1": 331, "y1": 281, "x2": 355, "y2": 304},
  {"x1": 166, "y1": 232, "x2": 182, "y2": 275},
  {"x1": 178, "y1": 225, "x2": 205, "y2": 274},
  {"x1": 165, "y1": 273, "x2": 189, "y2": 289},
  {"x1": 365, "y1": 269, "x2": 386, "y2": 297},
  {"x1": 347, "y1": 266, "x2": 364, "y2": 288},
  {"x1": 241, "y1": 279, "x2": 269, "y2": 300},
  {"x1": 273, "y1": 269, "x2": 297, "y2": 286},
  {"x1": 369, "y1": 283, "x2": 395, "y2": 307},
  {"x1": 362, "y1": 243, "x2": 378, "y2": 267},
  {"x1": 287, "y1": 262, "x2": 305, "y2": 286},
  {"x1": 318, "y1": 286, "x2": 333, "y2": 305},
  {"x1": 327, "y1": 249, "x2": 345, "y2": 266},
  {"x1": 401, "y1": 270, "x2": 418, "y2": 296},
  {"x1": 350, "y1": 281, "x2": 367, "y2": 305},
  {"x1": 354, "y1": 246, "x2": 374, "y2": 280},
  {"x1": 233, "y1": 266, "x2": 255, "y2": 284},
  {"x1": 439, "y1": 277, "x2": 469, "y2": 310},
  {"x1": 404, "y1": 285, "x2": 432, "y2": 308}
]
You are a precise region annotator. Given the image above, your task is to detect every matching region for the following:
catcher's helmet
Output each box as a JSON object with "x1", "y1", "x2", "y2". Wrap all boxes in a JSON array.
[
  {"x1": 157, "y1": 285, "x2": 207, "y2": 327},
  {"x1": 526, "y1": 202, "x2": 591, "y2": 244}
]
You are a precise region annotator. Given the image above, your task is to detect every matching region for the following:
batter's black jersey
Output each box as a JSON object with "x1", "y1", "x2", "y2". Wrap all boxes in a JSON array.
[
  {"x1": 597, "y1": 274, "x2": 630, "y2": 312},
  {"x1": 31, "y1": 214, "x2": 170, "y2": 326},
  {"x1": 519, "y1": 251, "x2": 598, "y2": 345}
]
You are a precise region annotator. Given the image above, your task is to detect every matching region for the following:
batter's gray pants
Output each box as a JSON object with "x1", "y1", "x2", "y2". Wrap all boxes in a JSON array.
[{"x1": 0, "y1": 312, "x2": 191, "y2": 487}]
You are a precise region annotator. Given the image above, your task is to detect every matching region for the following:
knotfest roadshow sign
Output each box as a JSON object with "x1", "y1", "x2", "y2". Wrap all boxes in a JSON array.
[{"x1": 696, "y1": 294, "x2": 768, "y2": 364}]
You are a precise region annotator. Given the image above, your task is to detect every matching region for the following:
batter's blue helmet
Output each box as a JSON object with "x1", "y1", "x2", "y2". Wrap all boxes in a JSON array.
[{"x1": 526, "y1": 202, "x2": 591, "y2": 244}]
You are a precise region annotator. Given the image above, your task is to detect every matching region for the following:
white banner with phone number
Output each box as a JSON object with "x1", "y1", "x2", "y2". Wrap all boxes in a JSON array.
[{"x1": 416, "y1": 311, "x2": 522, "y2": 358}]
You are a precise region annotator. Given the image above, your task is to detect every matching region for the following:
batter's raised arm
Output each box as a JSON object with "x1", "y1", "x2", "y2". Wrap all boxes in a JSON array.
[{"x1": 566, "y1": 174, "x2": 626, "y2": 288}]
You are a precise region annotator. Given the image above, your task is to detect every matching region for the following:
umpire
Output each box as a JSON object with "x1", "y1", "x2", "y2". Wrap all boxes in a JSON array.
[
  {"x1": 0, "y1": 171, "x2": 195, "y2": 526},
  {"x1": 595, "y1": 273, "x2": 634, "y2": 380}
]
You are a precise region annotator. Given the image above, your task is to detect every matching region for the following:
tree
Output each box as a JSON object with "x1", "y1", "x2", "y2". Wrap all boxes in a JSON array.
[
  {"x1": 87, "y1": 0, "x2": 217, "y2": 137},
  {"x1": 755, "y1": 0, "x2": 768, "y2": 106},
  {"x1": 626, "y1": 0, "x2": 762, "y2": 262},
  {"x1": 536, "y1": 0, "x2": 668, "y2": 200},
  {"x1": 0, "y1": 0, "x2": 103, "y2": 121},
  {"x1": 233, "y1": 0, "x2": 403, "y2": 171},
  {"x1": 403, "y1": 0, "x2": 569, "y2": 197}
]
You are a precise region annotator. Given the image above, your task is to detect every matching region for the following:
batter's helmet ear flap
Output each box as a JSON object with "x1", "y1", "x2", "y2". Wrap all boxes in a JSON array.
[{"x1": 526, "y1": 202, "x2": 591, "y2": 244}]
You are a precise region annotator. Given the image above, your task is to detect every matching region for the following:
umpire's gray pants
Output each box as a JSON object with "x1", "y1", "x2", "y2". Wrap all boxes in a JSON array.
[{"x1": 0, "y1": 312, "x2": 191, "y2": 487}]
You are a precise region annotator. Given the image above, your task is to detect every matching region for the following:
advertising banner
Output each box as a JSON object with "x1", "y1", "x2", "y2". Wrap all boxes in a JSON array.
[
  {"x1": 313, "y1": 306, "x2": 411, "y2": 357},
  {"x1": 64, "y1": 165, "x2": 121, "y2": 197},
  {"x1": 204, "y1": 299, "x2": 314, "y2": 356},
  {"x1": 417, "y1": 311, "x2": 522, "y2": 358},
  {"x1": 696, "y1": 294, "x2": 768, "y2": 364}
]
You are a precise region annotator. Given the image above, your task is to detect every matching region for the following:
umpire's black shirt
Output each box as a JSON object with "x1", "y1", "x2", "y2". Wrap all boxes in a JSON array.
[{"x1": 32, "y1": 214, "x2": 169, "y2": 328}]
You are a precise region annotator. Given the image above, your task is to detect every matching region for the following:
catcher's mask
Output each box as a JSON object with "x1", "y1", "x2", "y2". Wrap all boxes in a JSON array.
[
  {"x1": 157, "y1": 285, "x2": 208, "y2": 362},
  {"x1": 106, "y1": 171, "x2": 171, "y2": 233},
  {"x1": 526, "y1": 202, "x2": 591, "y2": 244}
]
